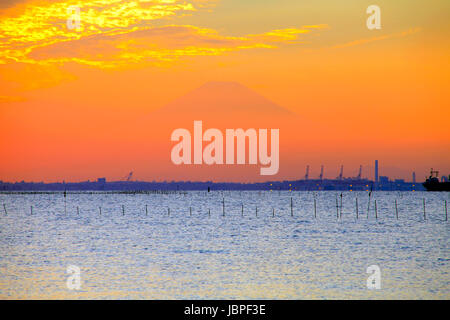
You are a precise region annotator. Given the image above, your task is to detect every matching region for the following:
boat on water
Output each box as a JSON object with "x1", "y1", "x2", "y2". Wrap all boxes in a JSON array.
[{"x1": 422, "y1": 169, "x2": 450, "y2": 191}]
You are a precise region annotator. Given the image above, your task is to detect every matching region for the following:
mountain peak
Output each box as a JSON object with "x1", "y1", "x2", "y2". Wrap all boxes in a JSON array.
[{"x1": 153, "y1": 81, "x2": 293, "y2": 119}]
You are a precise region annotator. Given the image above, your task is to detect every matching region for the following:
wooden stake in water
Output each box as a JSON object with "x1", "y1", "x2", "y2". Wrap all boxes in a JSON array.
[
  {"x1": 340, "y1": 193, "x2": 343, "y2": 219},
  {"x1": 374, "y1": 200, "x2": 378, "y2": 220},
  {"x1": 145, "y1": 205, "x2": 148, "y2": 216},
  {"x1": 77, "y1": 206, "x2": 79, "y2": 215},
  {"x1": 367, "y1": 191, "x2": 372, "y2": 219},
  {"x1": 190, "y1": 207, "x2": 192, "y2": 216},
  {"x1": 290, "y1": 197, "x2": 293, "y2": 216},
  {"x1": 445, "y1": 200, "x2": 448, "y2": 221},
  {"x1": 256, "y1": 206, "x2": 258, "y2": 217},
  {"x1": 423, "y1": 198, "x2": 426, "y2": 220},
  {"x1": 208, "y1": 209, "x2": 211, "y2": 217},
  {"x1": 64, "y1": 190, "x2": 67, "y2": 215},
  {"x1": 314, "y1": 197, "x2": 317, "y2": 219},
  {"x1": 222, "y1": 198, "x2": 225, "y2": 217},
  {"x1": 241, "y1": 204, "x2": 244, "y2": 217},
  {"x1": 356, "y1": 197, "x2": 358, "y2": 219},
  {"x1": 272, "y1": 208, "x2": 275, "y2": 217},
  {"x1": 395, "y1": 199, "x2": 398, "y2": 220},
  {"x1": 168, "y1": 207, "x2": 170, "y2": 216},
  {"x1": 122, "y1": 205, "x2": 125, "y2": 215},
  {"x1": 30, "y1": 205, "x2": 33, "y2": 215},
  {"x1": 99, "y1": 207, "x2": 102, "y2": 215},
  {"x1": 335, "y1": 196, "x2": 339, "y2": 219},
  {"x1": 3, "y1": 204, "x2": 6, "y2": 215}
]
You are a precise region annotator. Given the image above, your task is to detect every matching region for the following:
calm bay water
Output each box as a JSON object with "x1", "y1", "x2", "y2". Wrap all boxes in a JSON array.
[{"x1": 0, "y1": 191, "x2": 449, "y2": 299}]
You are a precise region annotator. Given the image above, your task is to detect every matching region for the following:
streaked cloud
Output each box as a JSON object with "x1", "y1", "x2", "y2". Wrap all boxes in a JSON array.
[
  {"x1": 0, "y1": 0, "x2": 327, "y2": 69},
  {"x1": 25, "y1": 25, "x2": 326, "y2": 68},
  {"x1": 0, "y1": 0, "x2": 328, "y2": 99},
  {"x1": 0, "y1": 94, "x2": 26, "y2": 103},
  {"x1": 0, "y1": 0, "x2": 199, "y2": 63},
  {"x1": 302, "y1": 24, "x2": 330, "y2": 30},
  {"x1": 332, "y1": 28, "x2": 422, "y2": 49}
]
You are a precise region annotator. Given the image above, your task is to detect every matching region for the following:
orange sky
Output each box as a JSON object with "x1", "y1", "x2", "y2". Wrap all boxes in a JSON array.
[{"x1": 0, "y1": 0, "x2": 449, "y2": 183}]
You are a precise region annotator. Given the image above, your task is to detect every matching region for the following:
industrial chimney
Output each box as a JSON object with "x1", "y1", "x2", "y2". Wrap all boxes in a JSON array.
[{"x1": 375, "y1": 160, "x2": 379, "y2": 183}]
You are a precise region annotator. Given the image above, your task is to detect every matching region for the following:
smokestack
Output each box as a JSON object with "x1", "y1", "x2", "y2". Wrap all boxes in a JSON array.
[
  {"x1": 412, "y1": 171, "x2": 416, "y2": 184},
  {"x1": 375, "y1": 160, "x2": 379, "y2": 183}
]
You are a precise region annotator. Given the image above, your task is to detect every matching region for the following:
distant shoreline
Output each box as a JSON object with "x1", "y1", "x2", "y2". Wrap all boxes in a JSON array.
[
  {"x1": 0, "y1": 177, "x2": 424, "y2": 192},
  {"x1": 0, "y1": 190, "x2": 187, "y2": 194}
]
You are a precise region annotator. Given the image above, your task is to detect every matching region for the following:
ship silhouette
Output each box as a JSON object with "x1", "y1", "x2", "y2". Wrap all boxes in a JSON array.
[{"x1": 422, "y1": 169, "x2": 450, "y2": 191}]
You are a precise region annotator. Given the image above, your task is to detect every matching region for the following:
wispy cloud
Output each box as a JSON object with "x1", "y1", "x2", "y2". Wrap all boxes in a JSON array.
[
  {"x1": 0, "y1": 0, "x2": 201, "y2": 64},
  {"x1": 332, "y1": 28, "x2": 422, "y2": 49},
  {"x1": 0, "y1": 0, "x2": 327, "y2": 69},
  {"x1": 0, "y1": 0, "x2": 328, "y2": 98},
  {"x1": 0, "y1": 94, "x2": 26, "y2": 103},
  {"x1": 24, "y1": 24, "x2": 327, "y2": 68}
]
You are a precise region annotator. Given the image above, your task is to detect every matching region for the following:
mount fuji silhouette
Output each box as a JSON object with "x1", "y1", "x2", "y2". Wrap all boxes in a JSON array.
[
  {"x1": 156, "y1": 81, "x2": 292, "y2": 116},
  {"x1": 129, "y1": 81, "x2": 325, "y2": 181},
  {"x1": 150, "y1": 81, "x2": 295, "y2": 128},
  {"x1": 138, "y1": 79, "x2": 316, "y2": 148}
]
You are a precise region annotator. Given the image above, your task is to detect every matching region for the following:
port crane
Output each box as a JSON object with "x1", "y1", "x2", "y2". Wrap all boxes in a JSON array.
[
  {"x1": 123, "y1": 171, "x2": 133, "y2": 181},
  {"x1": 356, "y1": 165, "x2": 362, "y2": 180},
  {"x1": 337, "y1": 165, "x2": 343, "y2": 180},
  {"x1": 304, "y1": 165, "x2": 309, "y2": 180}
]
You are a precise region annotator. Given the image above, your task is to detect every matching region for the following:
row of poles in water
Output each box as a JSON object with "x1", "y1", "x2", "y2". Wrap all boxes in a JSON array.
[
  {"x1": 2, "y1": 196, "x2": 448, "y2": 221},
  {"x1": 335, "y1": 194, "x2": 448, "y2": 221}
]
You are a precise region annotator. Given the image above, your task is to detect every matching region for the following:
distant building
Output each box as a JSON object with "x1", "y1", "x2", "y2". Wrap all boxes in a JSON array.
[
  {"x1": 375, "y1": 160, "x2": 379, "y2": 183},
  {"x1": 379, "y1": 176, "x2": 389, "y2": 183},
  {"x1": 97, "y1": 178, "x2": 106, "y2": 183}
]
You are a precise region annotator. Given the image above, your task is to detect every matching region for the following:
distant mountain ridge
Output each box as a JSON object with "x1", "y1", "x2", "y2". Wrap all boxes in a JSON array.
[{"x1": 152, "y1": 81, "x2": 293, "y2": 120}]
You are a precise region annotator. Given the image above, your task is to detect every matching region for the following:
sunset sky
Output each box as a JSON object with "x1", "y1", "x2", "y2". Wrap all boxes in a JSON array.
[{"x1": 0, "y1": 0, "x2": 449, "y2": 182}]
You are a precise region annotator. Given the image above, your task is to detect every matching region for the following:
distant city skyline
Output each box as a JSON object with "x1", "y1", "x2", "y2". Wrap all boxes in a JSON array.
[{"x1": 0, "y1": 160, "x2": 435, "y2": 185}]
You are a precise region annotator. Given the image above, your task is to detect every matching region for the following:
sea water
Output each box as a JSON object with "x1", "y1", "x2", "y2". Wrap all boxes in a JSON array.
[{"x1": 0, "y1": 191, "x2": 449, "y2": 299}]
